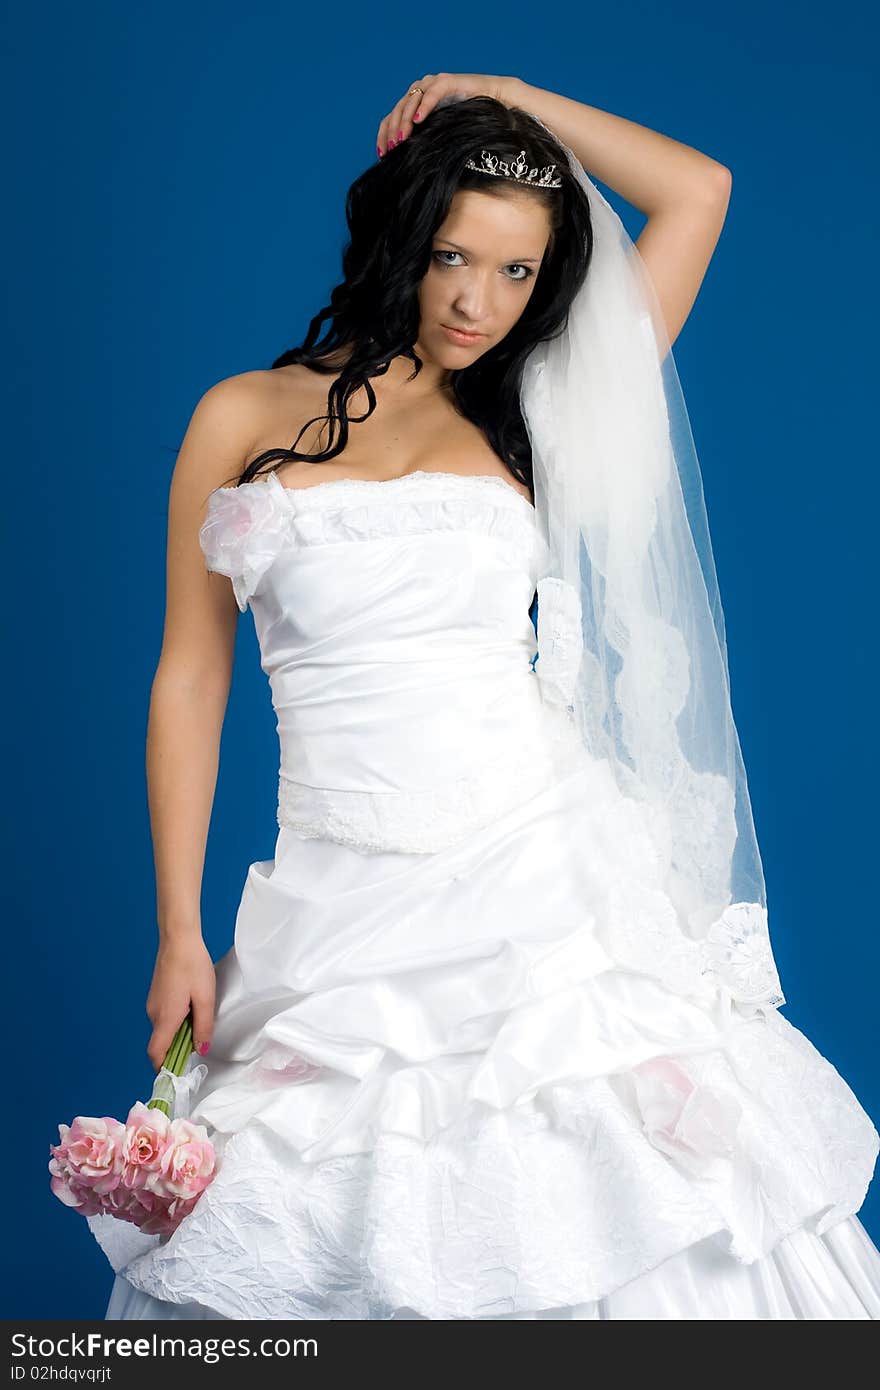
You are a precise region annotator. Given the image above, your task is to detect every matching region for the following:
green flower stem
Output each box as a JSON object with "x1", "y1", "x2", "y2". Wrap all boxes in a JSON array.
[
  {"x1": 163, "y1": 1026, "x2": 182, "y2": 1077},
  {"x1": 168, "y1": 1016, "x2": 194, "y2": 1075},
  {"x1": 146, "y1": 1013, "x2": 195, "y2": 1114}
]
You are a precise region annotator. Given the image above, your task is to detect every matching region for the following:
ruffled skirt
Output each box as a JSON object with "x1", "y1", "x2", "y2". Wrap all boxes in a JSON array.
[
  {"x1": 102, "y1": 1215, "x2": 880, "y2": 1319},
  {"x1": 88, "y1": 754, "x2": 880, "y2": 1320}
]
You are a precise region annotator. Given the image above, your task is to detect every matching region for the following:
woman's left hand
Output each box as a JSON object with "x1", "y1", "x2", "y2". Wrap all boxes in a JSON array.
[{"x1": 376, "y1": 73, "x2": 515, "y2": 157}]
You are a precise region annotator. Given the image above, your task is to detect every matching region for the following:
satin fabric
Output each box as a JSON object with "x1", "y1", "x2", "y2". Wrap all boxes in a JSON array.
[{"x1": 87, "y1": 470, "x2": 880, "y2": 1319}]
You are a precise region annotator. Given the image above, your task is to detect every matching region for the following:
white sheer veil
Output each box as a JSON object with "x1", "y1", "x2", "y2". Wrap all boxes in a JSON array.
[{"x1": 515, "y1": 117, "x2": 785, "y2": 1012}]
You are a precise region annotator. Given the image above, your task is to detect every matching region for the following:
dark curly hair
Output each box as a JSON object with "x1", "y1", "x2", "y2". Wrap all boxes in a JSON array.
[{"x1": 233, "y1": 95, "x2": 593, "y2": 497}]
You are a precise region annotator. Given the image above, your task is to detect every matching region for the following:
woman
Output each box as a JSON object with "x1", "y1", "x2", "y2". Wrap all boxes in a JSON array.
[{"x1": 86, "y1": 73, "x2": 880, "y2": 1319}]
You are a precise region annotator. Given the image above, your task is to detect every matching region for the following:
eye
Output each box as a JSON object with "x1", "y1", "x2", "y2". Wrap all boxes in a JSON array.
[{"x1": 431, "y1": 250, "x2": 534, "y2": 282}]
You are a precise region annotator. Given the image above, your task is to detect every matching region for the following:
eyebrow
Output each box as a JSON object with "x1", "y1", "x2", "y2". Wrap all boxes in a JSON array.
[{"x1": 434, "y1": 238, "x2": 543, "y2": 264}]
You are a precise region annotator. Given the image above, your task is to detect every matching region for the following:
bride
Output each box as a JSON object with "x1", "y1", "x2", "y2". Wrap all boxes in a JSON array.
[{"x1": 85, "y1": 73, "x2": 880, "y2": 1319}]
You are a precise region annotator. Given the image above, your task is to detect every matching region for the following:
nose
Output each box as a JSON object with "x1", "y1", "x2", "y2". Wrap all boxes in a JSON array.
[{"x1": 451, "y1": 269, "x2": 493, "y2": 326}]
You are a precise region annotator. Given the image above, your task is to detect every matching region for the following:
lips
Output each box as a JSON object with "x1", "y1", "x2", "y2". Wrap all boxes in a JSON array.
[{"x1": 441, "y1": 325, "x2": 485, "y2": 343}]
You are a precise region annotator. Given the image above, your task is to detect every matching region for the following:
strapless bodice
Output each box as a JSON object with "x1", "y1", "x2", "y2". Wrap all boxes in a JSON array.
[{"x1": 198, "y1": 469, "x2": 585, "y2": 852}]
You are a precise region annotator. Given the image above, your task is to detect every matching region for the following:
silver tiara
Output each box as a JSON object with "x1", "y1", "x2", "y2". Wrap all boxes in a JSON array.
[{"x1": 464, "y1": 148, "x2": 562, "y2": 189}]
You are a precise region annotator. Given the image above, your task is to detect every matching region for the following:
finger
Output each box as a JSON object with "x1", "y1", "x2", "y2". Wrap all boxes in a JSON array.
[
  {"x1": 377, "y1": 99, "x2": 401, "y2": 157},
  {"x1": 410, "y1": 74, "x2": 444, "y2": 128},
  {"x1": 191, "y1": 992, "x2": 216, "y2": 1058},
  {"x1": 378, "y1": 97, "x2": 409, "y2": 157},
  {"x1": 147, "y1": 1020, "x2": 181, "y2": 1073},
  {"x1": 395, "y1": 78, "x2": 433, "y2": 142},
  {"x1": 378, "y1": 75, "x2": 435, "y2": 155}
]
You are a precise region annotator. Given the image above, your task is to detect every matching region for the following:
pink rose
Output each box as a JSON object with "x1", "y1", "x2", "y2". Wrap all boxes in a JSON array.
[
  {"x1": 66, "y1": 1180, "x2": 105, "y2": 1217},
  {"x1": 120, "y1": 1102, "x2": 173, "y2": 1190},
  {"x1": 135, "y1": 1210, "x2": 174, "y2": 1237},
  {"x1": 156, "y1": 1118, "x2": 217, "y2": 1200},
  {"x1": 106, "y1": 1179, "x2": 184, "y2": 1234},
  {"x1": 48, "y1": 1116, "x2": 126, "y2": 1198},
  {"x1": 50, "y1": 1101, "x2": 219, "y2": 1240},
  {"x1": 101, "y1": 1184, "x2": 140, "y2": 1220},
  {"x1": 128, "y1": 1185, "x2": 161, "y2": 1211},
  {"x1": 138, "y1": 1192, "x2": 199, "y2": 1237},
  {"x1": 48, "y1": 1168, "x2": 105, "y2": 1217}
]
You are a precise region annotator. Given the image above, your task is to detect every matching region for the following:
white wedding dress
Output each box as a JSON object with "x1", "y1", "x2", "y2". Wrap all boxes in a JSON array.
[{"x1": 88, "y1": 468, "x2": 880, "y2": 1319}]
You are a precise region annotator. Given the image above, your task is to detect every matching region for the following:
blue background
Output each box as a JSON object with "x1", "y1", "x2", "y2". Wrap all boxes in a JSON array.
[{"x1": 4, "y1": 1, "x2": 877, "y2": 1318}]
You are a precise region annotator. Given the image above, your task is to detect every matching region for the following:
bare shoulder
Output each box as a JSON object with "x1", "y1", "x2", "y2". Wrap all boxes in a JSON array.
[
  {"x1": 194, "y1": 369, "x2": 279, "y2": 439},
  {"x1": 243, "y1": 362, "x2": 340, "y2": 463},
  {"x1": 264, "y1": 361, "x2": 342, "y2": 405},
  {"x1": 173, "y1": 370, "x2": 285, "y2": 495},
  {"x1": 199, "y1": 364, "x2": 322, "y2": 421}
]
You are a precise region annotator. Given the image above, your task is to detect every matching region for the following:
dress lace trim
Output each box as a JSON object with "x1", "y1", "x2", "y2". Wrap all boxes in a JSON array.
[
  {"x1": 700, "y1": 901, "x2": 785, "y2": 1008},
  {"x1": 277, "y1": 704, "x2": 586, "y2": 854},
  {"x1": 198, "y1": 469, "x2": 550, "y2": 611},
  {"x1": 534, "y1": 577, "x2": 584, "y2": 707}
]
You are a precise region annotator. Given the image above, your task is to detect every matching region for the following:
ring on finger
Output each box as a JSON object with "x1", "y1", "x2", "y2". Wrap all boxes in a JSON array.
[{"x1": 400, "y1": 83, "x2": 426, "y2": 132}]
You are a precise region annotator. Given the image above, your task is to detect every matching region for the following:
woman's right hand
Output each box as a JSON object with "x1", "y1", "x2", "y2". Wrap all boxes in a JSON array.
[{"x1": 145, "y1": 937, "x2": 217, "y2": 1073}]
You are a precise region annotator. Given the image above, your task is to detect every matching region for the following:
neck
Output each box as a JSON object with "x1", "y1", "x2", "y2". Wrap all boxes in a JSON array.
[
  {"x1": 376, "y1": 344, "x2": 453, "y2": 401},
  {"x1": 316, "y1": 340, "x2": 454, "y2": 401}
]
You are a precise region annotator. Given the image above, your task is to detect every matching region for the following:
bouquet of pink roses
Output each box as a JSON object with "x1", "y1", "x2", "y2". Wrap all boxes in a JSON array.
[{"x1": 48, "y1": 1012, "x2": 219, "y2": 1238}]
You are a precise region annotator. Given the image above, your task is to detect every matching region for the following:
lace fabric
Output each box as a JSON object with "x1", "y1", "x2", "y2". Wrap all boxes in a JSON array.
[
  {"x1": 93, "y1": 1011, "x2": 880, "y2": 1318},
  {"x1": 701, "y1": 902, "x2": 784, "y2": 1009},
  {"x1": 277, "y1": 703, "x2": 586, "y2": 853},
  {"x1": 533, "y1": 576, "x2": 584, "y2": 708},
  {"x1": 199, "y1": 469, "x2": 550, "y2": 611}
]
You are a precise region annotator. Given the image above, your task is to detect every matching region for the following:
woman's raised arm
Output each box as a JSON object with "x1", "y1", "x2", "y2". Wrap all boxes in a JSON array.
[{"x1": 383, "y1": 73, "x2": 731, "y2": 350}]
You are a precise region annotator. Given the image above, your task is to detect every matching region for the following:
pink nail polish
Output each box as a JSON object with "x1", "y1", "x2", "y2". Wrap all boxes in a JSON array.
[
  {"x1": 388, "y1": 137, "x2": 396, "y2": 148},
  {"x1": 414, "y1": 109, "x2": 421, "y2": 121},
  {"x1": 197, "y1": 1041, "x2": 210, "y2": 1055}
]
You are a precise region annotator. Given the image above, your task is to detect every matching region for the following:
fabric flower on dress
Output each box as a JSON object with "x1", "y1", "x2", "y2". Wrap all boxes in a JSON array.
[
  {"x1": 534, "y1": 576, "x2": 583, "y2": 708},
  {"x1": 701, "y1": 901, "x2": 785, "y2": 1010},
  {"x1": 254, "y1": 1041, "x2": 323, "y2": 1088},
  {"x1": 198, "y1": 476, "x2": 292, "y2": 611},
  {"x1": 631, "y1": 1055, "x2": 743, "y2": 1175}
]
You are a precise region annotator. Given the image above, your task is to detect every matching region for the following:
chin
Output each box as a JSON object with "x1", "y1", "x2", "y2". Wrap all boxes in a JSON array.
[{"x1": 435, "y1": 333, "x2": 489, "y2": 360}]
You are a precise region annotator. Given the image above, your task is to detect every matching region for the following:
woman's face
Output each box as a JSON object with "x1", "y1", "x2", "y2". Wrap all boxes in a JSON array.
[{"x1": 416, "y1": 188, "x2": 551, "y2": 366}]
